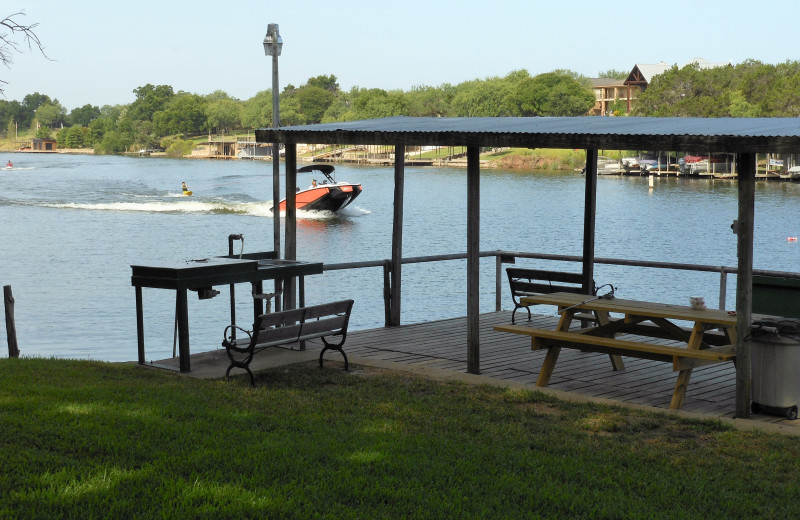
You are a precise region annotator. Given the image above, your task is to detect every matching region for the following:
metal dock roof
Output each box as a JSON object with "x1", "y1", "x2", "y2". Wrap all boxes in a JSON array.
[{"x1": 256, "y1": 116, "x2": 800, "y2": 153}]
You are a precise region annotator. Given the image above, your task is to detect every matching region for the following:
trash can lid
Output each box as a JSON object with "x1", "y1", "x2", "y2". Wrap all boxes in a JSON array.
[{"x1": 752, "y1": 318, "x2": 800, "y2": 339}]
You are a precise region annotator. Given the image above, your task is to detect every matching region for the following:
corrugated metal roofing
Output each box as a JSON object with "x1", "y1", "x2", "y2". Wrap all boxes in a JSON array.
[{"x1": 256, "y1": 116, "x2": 800, "y2": 153}]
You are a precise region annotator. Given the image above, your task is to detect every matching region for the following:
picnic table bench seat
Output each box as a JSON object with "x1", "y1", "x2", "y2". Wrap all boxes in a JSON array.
[{"x1": 494, "y1": 324, "x2": 736, "y2": 371}]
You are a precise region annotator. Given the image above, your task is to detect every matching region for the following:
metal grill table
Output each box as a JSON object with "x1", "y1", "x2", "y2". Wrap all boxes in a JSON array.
[{"x1": 132, "y1": 253, "x2": 323, "y2": 372}]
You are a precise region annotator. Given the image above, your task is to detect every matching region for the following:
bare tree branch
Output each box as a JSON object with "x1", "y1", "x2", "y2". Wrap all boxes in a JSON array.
[{"x1": 1, "y1": 10, "x2": 49, "y2": 94}]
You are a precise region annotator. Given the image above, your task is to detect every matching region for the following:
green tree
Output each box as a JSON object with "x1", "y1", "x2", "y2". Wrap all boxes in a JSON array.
[
  {"x1": 241, "y1": 90, "x2": 272, "y2": 129},
  {"x1": 451, "y1": 78, "x2": 513, "y2": 116},
  {"x1": 69, "y1": 104, "x2": 101, "y2": 126},
  {"x1": 205, "y1": 98, "x2": 242, "y2": 134},
  {"x1": 277, "y1": 95, "x2": 304, "y2": 126},
  {"x1": 405, "y1": 84, "x2": 455, "y2": 117},
  {"x1": 0, "y1": 99, "x2": 26, "y2": 135},
  {"x1": 204, "y1": 89, "x2": 235, "y2": 102},
  {"x1": 501, "y1": 70, "x2": 540, "y2": 116},
  {"x1": 295, "y1": 85, "x2": 334, "y2": 124},
  {"x1": 35, "y1": 101, "x2": 67, "y2": 128},
  {"x1": 347, "y1": 88, "x2": 408, "y2": 120},
  {"x1": 114, "y1": 107, "x2": 136, "y2": 144},
  {"x1": 728, "y1": 90, "x2": 761, "y2": 118},
  {"x1": 306, "y1": 74, "x2": 339, "y2": 92},
  {"x1": 321, "y1": 95, "x2": 351, "y2": 123},
  {"x1": 22, "y1": 92, "x2": 51, "y2": 112},
  {"x1": 634, "y1": 63, "x2": 735, "y2": 117},
  {"x1": 757, "y1": 61, "x2": 800, "y2": 117},
  {"x1": 598, "y1": 69, "x2": 629, "y2": 79},
  {"x1": 164, "y1": 138, "x2": 195, "y2": 158},
  {"x1": 128, "y1": 84, "x2": 175, "y2": 121},
  {"x1": 607, "y1": 99, "x2": 628, "y2": 117},
  {"x1": 152, "y1": 93, "x2": 207, "y2": 137},
  {"x1": 34, "y1": 126, "x2": 51, "y2": 139},
  {"x1": 527, "y1": 71, "x2": 595, "y2": 116},
  {"x1": 56, "y1": 125, "x2": 91, "y2": 148},
  {"x1": 95, "y1": 130, "x2": 129, "y2": 154}
]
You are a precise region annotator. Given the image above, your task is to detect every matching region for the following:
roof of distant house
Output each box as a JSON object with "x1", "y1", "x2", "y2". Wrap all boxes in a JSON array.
[
  {"x1": 589, "y1": 78, "x2": 627, "y2": 88},
  {"x1": 627, "y1": 58, "x2": 732, "y2": 85}
]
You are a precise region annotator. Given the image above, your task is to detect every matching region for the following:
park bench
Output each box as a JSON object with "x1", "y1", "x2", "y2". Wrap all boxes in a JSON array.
[
  {"x1": 507, "y1": 267, "x2": 595, "y2": 324},
  {"x1": 222, "y1": 299, "x2": 354, "y2": 386}
]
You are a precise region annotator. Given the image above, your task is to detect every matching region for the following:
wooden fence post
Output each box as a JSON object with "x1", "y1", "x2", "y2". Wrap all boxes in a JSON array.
[{"x1": 4, "y1": 285, "x2": 19, "y2": 358}]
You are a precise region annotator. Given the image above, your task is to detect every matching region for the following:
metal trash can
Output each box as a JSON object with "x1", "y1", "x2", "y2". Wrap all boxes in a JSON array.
[{"x1": 750, "y1": 318, "x2": 800, "y2": 420}]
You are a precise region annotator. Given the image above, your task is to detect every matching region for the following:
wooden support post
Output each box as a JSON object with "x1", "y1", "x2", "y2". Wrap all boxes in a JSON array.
[
  {"x1": 272, "y1": 144, "x2": 281, "y2": 259},
  {"x1": 390, "y1": 145, "x2": 405, "y2": 326},
  {"x1": 383, "y1": 262, "x2": 392, "y2": 327},
  {"x1": 495, "y1": 255, "x2": 503, "y2": 312},
  {"x1": 135, "y1": 285, "x2": 145, "y2": 364},
  {"x1": 284, "y1": 143, "x2": 297, "y2": 310},
  {"x1": 4, "y1": 285, "x2": 19, "y2": 358},
  {"x1": 467, "y1": 145, "x2": 480, "y2": 374},
  {"x1": 735, "y1": 152, "x2": 755, "y2": 418},
  {"x1": 583, "y1": 149, "x2": 598, "y2": 295},
  {"x1": 176, "y1": 289, "x2": 191, "y2": 373}
]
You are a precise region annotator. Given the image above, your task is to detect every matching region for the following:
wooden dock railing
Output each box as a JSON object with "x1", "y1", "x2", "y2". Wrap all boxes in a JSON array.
[{"x1": 321, "y1": 250, "x2": 800, "y2": 327}]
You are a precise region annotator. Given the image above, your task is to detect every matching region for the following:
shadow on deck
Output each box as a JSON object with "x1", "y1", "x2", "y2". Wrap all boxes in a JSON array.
[{"x1": 151, "y1": 311, "x2": 799, "y2": 434}]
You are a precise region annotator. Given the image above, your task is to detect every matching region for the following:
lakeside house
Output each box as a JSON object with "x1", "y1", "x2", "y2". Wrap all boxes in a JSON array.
[{"x1": 589, "y1": 58, "x2": 731, "y2": 116}]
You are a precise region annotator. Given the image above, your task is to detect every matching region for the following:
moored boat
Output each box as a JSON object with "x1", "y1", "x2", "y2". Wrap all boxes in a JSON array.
[
  {"x1": 779, "y1": 165, "x2": 800, "y2": 181},
  {"x1": 270, "y1": 165, "x2": 362, "y2": 213},
  {"x1": 681, "y1": 153, "x2": 733, "y2": 177}
]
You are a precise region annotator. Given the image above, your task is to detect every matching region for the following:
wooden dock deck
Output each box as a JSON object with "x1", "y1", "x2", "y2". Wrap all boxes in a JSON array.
[
  {"x1": 343, "y1": 311, "x2": 743, "y2": 416},
  {"x1": 341, "y1": 311, "x2": 800, "y2": 431},
  {"x1": 156, "y1": 310, "x2": 799, "y2": 431}
]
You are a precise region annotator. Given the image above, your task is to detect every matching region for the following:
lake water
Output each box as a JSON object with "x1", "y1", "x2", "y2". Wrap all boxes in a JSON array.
[{"x1": 2, "y1": 153, "x2": 799, "y2": 362}]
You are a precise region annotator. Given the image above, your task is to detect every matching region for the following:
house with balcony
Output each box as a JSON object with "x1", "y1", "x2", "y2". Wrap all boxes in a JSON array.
[{"x1": 589, "y1": 58, "x2": 731, "y2": 116}]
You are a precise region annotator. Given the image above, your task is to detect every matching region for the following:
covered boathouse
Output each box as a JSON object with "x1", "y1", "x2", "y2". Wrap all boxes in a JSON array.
[{"x1": 256, "y1": 116, "x2": 800, "y2": 419}]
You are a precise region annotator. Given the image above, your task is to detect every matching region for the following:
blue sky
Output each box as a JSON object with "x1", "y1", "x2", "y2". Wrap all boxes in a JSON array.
[{"x1": 3, "y1": 0, "x2": 798, "y2": 110}]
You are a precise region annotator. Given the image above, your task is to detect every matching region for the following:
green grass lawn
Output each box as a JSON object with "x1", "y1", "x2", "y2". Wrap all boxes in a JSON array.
[{"x1": 1, "y1": 358, "x2": 798, "y2": 519}]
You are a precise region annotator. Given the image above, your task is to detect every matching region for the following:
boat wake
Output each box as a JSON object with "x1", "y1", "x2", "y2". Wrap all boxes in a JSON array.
[{"x1": 42, "y1": 198, "x2": 369, "y2": 218}]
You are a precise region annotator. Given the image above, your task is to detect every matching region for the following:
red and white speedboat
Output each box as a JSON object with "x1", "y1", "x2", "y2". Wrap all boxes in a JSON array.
[{"x1": 271, "y1": 165, "x2": 362, "y2": 213}]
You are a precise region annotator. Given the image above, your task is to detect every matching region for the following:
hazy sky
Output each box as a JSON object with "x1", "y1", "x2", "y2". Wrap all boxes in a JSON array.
[{"x1": 3, "y1": 0, "x2": 798, "y2": 110}]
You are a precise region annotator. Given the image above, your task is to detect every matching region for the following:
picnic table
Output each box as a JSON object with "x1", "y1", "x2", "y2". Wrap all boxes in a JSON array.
[{"x1": 494, "y1": 292, "x2": 738, "y2": 409}]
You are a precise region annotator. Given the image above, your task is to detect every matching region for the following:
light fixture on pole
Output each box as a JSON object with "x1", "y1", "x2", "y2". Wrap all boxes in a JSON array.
[{"x1": 263, "y1": 23, "x2": 282, "y2": 258}]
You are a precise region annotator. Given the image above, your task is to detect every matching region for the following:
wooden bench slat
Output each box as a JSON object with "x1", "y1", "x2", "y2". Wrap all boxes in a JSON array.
[
  {"x1": 506, "y1": 268, "x2": 585, "y2": 284},
  {"x1": 300, "y1": 315, "x2": 347, "y2": 338},
  {"x1": 303, "y1": 300, "x2": 353, "y2": 319},
  {"x1": 254, "y1": 324, "x2": 303, "y2": 345},
  {"x1": 506, "y1": 268, "x2": 594, "y2": 325},
  {"x1": 493, "y1": 325, "x2": 736, "y2": 365},
  {"x1": 511, "y1": 281, "x2": 587, "y2": 295}
]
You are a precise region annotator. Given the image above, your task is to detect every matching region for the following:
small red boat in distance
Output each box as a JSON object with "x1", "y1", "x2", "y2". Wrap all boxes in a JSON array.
[{"x1": 271, "y1": 164, "x2": 362, "y2": 213}]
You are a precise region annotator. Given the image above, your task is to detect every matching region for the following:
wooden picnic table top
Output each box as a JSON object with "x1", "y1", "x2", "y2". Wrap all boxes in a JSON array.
[{"x1": 520, "y1": 292, "x2": 738, "y2": 327}]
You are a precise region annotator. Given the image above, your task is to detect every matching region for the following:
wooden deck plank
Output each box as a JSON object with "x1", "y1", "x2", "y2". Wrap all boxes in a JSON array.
[{"x1": 340, "y1": 311, "x2": 795, "y2": 425}]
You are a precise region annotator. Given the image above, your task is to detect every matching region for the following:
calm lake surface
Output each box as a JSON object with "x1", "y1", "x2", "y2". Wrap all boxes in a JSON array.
[{"x1": 2, "y1": 153, "x2": 799, "y2": 362}]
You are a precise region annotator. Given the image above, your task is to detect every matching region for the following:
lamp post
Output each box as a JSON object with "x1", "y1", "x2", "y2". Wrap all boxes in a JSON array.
[{"x1": 263, "y1": 23, "x2": 283, "y2": 257}]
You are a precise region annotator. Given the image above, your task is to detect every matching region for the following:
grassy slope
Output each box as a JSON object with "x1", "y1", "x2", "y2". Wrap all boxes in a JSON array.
[{"x1": 1, "y1": 358, "x2": 798, "y2": 519}]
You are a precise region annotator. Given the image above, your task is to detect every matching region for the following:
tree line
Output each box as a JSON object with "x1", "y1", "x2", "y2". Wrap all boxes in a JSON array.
[
  {"x1": 0, "y1": 70, "x2": 596, "y2": 153},
  {"x1": 2, "y1": 59, "x2": 800, "y2": 154},
  {"x1": 633, "y1": 60, "x2": 800, "y2": 117}
]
